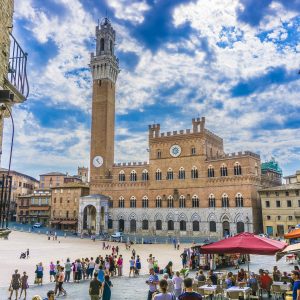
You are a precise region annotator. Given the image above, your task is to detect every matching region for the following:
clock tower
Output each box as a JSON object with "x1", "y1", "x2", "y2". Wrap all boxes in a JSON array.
[{"x1": 90, "y1": 18, "x2": 119, "y2": 183}]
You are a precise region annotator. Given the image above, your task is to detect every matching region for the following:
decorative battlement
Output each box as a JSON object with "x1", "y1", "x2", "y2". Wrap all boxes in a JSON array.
[
  {"x1": 148, "y1": 124, "x2": 160, "y2": 138},
  {"x1": 208, "y1": 151, "x2": 260, "y2": 161},
  {"x1": 205, "y1": 129, "x2": 223, "y2": 143},
  {"x1": 113, "y1": 162, "x2": 149, "y2": 167}
]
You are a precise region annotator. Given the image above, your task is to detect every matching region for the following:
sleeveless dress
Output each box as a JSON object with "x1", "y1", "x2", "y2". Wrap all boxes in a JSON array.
[
  {"x1": 102, "y1": 280, "x2": 112, "y2": 300},
  {"x1": 11, "y1": 273, "x2": 20, "y2": 290}
]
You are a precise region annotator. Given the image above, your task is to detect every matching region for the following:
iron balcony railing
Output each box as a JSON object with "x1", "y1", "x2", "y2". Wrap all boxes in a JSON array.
[{"x1": 7, "y1": 33, "x2": 29, "y2": 100}]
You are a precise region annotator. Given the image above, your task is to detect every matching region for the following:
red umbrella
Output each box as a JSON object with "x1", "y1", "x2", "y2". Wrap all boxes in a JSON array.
[{"x1": 200, "y1": 232, "x2": 287, "y2": 255}]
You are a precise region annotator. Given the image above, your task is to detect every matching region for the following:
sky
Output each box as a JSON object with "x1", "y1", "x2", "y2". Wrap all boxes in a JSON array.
[{"x1": 2, "y1": 0, "x2": 300, "y2": 179}]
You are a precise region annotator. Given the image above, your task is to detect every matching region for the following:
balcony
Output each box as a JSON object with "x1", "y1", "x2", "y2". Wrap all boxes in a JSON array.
[{"x1": 4, "y1": 33, "x2": 29, "y2": 102}]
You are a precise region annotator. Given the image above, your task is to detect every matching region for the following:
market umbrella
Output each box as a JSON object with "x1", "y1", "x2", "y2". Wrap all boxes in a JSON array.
[
  {"x1": 284, "y1": 228, "x2": 300, "y2": 239},
  {"x1": 276, "y1": 243, "x2": 300, "y2": 261},
  {"x1": 200, "y1": 232, "x2": 287, "y2": 272}
]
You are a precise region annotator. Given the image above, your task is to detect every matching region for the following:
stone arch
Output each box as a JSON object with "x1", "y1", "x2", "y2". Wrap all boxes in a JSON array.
[
  {"x1": 129, "y1": 212, "x2": 137, "y2": 220},
  {"x1": 234, "y1": 213, "x2": 243, "y2": 223},
  {"x1": 154, "y1": 213, "x2": 163, "y2": 221},
  {"x1": 178, "y1": 213, "x2": 188, "y2": 222},
  {"x1": 117, "y1": 213, "x2": 126, "y2": 220},
  {"x1": 166, "y1": 213, "x2": 175, "y2": 221},
  {"x1": 207, "y1": 213, "x2": 217, "y2": 222},
  {"x1": 191, "y1": 213, "x2": 201, "y2": 222},
  {"x1": 220, "y1": 213, "x2": 231, "y2": 222},
  {"x1": 141, "y1": 213, "x2": 149, "y2": 221}
]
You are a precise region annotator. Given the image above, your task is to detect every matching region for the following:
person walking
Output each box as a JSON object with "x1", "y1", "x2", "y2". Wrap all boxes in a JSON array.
[
  {"x1": 117, "y1": 255, "x2": 123, "y2": 276},
  {"x1": 153, "y1": 279, "x2": 175, "y2": 300},
  {"x1": 129, "y1": 256, "x2": 135, "y2": 277},
  {"x1": 89, "y1": 273, "x2": 102, "y2": 300},
  {"x1": 135, "y1": 255, "x2": 141, "y2": 275},
  {"x1": 56, "y1": 266, "x2": 67, "y2": 297},
  {"x1": 49, "y1": 262, "x2": 55, "y2": 282},
  {"x1": 44, "y1": 290, "x2": 55, "y2": 300},
  {"x1": 19, "y1": 271, "x2": 29, "y2": 300},
  {"x1": 26, "y1": 248, "x2": 29, "y2": 259},
  {"x1": 172, "y1": 271, "x2": 183, "y2": 299},
  {"x1": 8, "y1": 269, "x2": 21, "y2": 300},
  {"x1": 88, "y1": 257, "x2": 95, "y2": 279},
  {"x1": 64, "y1": 258, "x2": 72, "y2": 283},
  {"x1": 36, "y1": 263, "x2": 44, "y2": 285},
  {"x1": 102, "y1": 275, "x2": 113, "y2": 300},
  {"x1": 132, "y1": 248, "x2": 136, "y2": 259},
  {"x1": 115, "y1": 245, "x2": 119, "y2": 255},
  {"x1": 178, "y1": 278, "x2": 202, "y2": 300}
]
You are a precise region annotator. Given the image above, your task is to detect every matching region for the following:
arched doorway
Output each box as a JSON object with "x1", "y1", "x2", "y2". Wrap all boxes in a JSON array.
[
  {"x1": 223, "y1": 221, "x2": 230, "y2": 237},
  {"x1": 130, "y1": 219, "x2": 136, "y2": 233},
  {"x1": 119, "y1": 219, "x2": 124, "y2": 232},
  {"x1": 100, "y1": 207, "x2": 105, "y2": 232},
  {"x1": 83, "y1": 205, "x2": 96, "y2": 233},
  {"x1": 237, "y1": 221, "x2": 245, "y2": 233}
]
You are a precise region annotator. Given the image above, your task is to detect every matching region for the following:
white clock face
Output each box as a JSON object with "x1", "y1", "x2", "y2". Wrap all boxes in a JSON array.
[
  {"x1": 170, "y1": 145, "x2": 181, "y2": 157},
  {"x1": 93, "y1": 156, "x2": 103, "y2": 167}
]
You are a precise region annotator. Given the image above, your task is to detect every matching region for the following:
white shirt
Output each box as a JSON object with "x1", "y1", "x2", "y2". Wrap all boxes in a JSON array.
[{"x1": 172, "y1": 276, "x2": 183, "y2": 290}]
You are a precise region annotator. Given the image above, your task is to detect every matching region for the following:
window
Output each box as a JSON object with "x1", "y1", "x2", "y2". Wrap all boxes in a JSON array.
[
  {"x1": 178, "y1": 167, "x2": 185, "y2": 180},
  {"x1": 220, "y1": 164, "x2": 228, "y2": 177},
  {"x1": 287, "y1": 200, "x2": 292, "y2": 208},
  {"x1": 267, "y1": 215, "x2": 271, "y2": 220},
  {"x1": 208, "y1": 166, "x2": 214, "y2": 178},
  {"x1": 100, "y1": 38, "x2": 104, "y2": 51},
  {"x1": 288, "y1": 216, "x2": 293, "y2": 221},
  {"x1": 192, "y1": 196, "x2": 199, "y2": 208},
  {"x1": 130, "y1": 196, "x2": 136, "y2": 208},
  {"x1": 235, "y1": 193, "x2": 243, "y2": 207},
  {"x1": 191, "y1": 147, "x2": 196, "y2": 155},
  {"x1": 265, "y1": 200, "x2": 270, "y2": 208},
  {"x1": 156, "y1": 220, "x2": 162, "y2": 230},
  {"x1": 298, "y1": 200, "x2": 300, "y2": 207},
  {"x1": 118, "y1": 197, "x2": 125, "y2": 208},
  {"x1": 156, "y1": 196, "x2": 162, "y2": 208},
  {"x1": 142, "y1": 170, "x2": 149, "y2": 181},
  {"x1": 191, "y1": 166, "x2": 198, "y2": 179},
  {"x1": 234, "y1": 162, "x2": 242, "y2": 175},
  {"x1": 222, "y1": 194, "x2": 229, "y2": 208},
  {"x1": 276, "y1": 200, "x2": 281, "y2": 208},
  {"x1": 167, "y1": 168, "x2": 173, "y2": 180},
  {"x1": 60, "y1": 197, "x2": 62, "y2": 204},
  {"x1": 168, "y1": 220, "x2": 174, "y2": 231},
  {"x1": 296, "y1": 190, "x2": 299, "y2": 196},
  {"x1": 142, "y1": 196, "x2": 149, "y2": 208},
  {"x1": 108, "y1": 219, "x2": 113, "y2": 229},
  {"x1": 66, "y1": 211, "x2": 69, "y2": 218},
  {"x1": 179, "y1": 196, "x2": 186, "y2": 208},
  {"x1": 54, "y1": 197, "x2": 56, "y2": 204},
  {"x1": 155, "y1": 169, "x2": 162, "y2": 181},
  {"x1": 119, "y1": 171, "x2": 125, "y2": 182},
  {"x1": 142, "y1": 220, "x2": 149, "y2": 230},
  {"x1": 193, "y1": 221, "x2": 200, "y2": 231},
  {"x1": 167, "y1": 196, "x2": 174, "y2": 208},
  {"x1": 209, "y1": 221, "x2": 216, "y2": 232},
  {"x1": 130, "y1": 170, "x2": 137, "y2": 182},
  {"x1": 209, "y1": 194, "x2": 216, "y2": 208},
  {"x1": 277, "y1": 216, "x2": 281, "y2": 220},
  {"x1": 157, "y1": 150, "x2": 162, "y2": 159},
  {"x1": 237, "y1": 222, "x2": 245, "y2": 233},
  {"x1": 286, "y1": 191, "x2": 289, "y2": 196},
  {"x1": 275, "y1": 192, "x2": 279, "y2": 196},
  {"x1": 180, "y1": 220, "x2": 186, "y2": 231}
]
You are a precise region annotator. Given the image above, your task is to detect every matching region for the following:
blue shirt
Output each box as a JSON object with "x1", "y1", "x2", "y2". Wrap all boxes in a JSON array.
[
  {"x1": 97, "y1": 269, "x2": 105, "y2": 283},
  {"x1": 293, "y1": 280, "x2": 300, "y2": 300}
]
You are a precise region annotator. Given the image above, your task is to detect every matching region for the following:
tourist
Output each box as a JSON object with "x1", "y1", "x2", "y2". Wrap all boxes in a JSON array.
[
  {"x1": 163, "y1": 273, "x2": 175, "y2": 295},
  {"x1": 225, "y1": 272, "x2": 235, "y2": 288},
  {"x1": 32, "y1": 296, "x2": 42, "y2": 300},
  {"x1": 74, "y1": 259, "x2": 82, "y2": 283},
  {"x1": 153, "y1": 279, "x2": 175, "y2": 300},
  {"x1": 44, "y1": 290, "x2": 55, "y2": 300},
  {"x1": 19, "y1": 271, "x2": 29, "y2": 300},
  {"x1": 173, "y1": 238, "x2": 177, "y2": 249},
  {"x1": 64, "y1": 258, "x2": 72, "y2": 282},
  {"x1": 103, "y1": 241, "x2": 106, "y2": 250},
  {"x1": 26, "y1": 248, "x2": 30, "y2": 259},
  {"x1": 146, "y1": 268, "x2": 159, "y2": 300},
  {"x1": 49, "y1": 262, "x2": 55, "y2": 282},
  {"x1": 237, "y1": 268, "x2": 247, "y2": 282},
  {"x1": 180, "y1": 251, "x2": 187, "y2": 268},
  {"x1": 56, "y1": 266, "x2": 67, "y2": 297},
  {"x1": 148, "y1": 254, "x2": 154, "y2": 271},
  {"x1": 101, "y1": 275, "x2": 113, "y2": 300},
  {"x1": 117, "y1": 255, "x2": 123, "y2": 276},
  {"x1": 247, "y1": 272, "x2": 258, "y2": 296},
  {"x1": 177, "y1": 241, "x2": 180, "y2": 250},
  {"x1": 8, "y1": 269, "x2": 21, "y2": 300},
  {"x1": 36, "y1": 262, "x2": 44, "y2": 285},
  {"x1": 89, "y1": 273, "x2": 102, "y2": 300},
  {"x1": 164, "y1": 261, "x2": 173, "y2": 278},
  {"x1": 116, "y1": 245, "x2": 119, "y2": 255},
  {"x1": 272, "y1": 266, "x2": 281, "y2": 281},
  {"x1": 208, "y1": 270, "x2": 218, "y2": 285},
  {"x1": 136, "y1": 255, "x2": 141, "y2": 275},
  {"x1": 129, "y1": 256, "x2": 135, "y2": 277},
  {"x1": 88, "y1": 257, "x2": 95, "y2": 279},
  {"x1": 132, "y1": 248, "x2": 136, "y2": 259},
  {"x1": 178, "y1": 277, "x2": 202, "y2": 300},
  {"x1": 291, "y1": 270, "x2": 300, "y2": 300},
  {"x1": 97, "y1": 265, "x2": 105, "y2": 284},
  {"x1": 259, "y1": 270, "x2": 273, "y2": 297},
  {"x1": 196, "y1": 270, "x2": 206, "y2": 282},
  {"x1": 173, "y1": 271, "x2": 183, "y2": 298}
]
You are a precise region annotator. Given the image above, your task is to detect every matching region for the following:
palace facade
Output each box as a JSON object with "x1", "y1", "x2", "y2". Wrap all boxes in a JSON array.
[{"x1": 79, "y1": 19, "x2": 279, "y2": 237}]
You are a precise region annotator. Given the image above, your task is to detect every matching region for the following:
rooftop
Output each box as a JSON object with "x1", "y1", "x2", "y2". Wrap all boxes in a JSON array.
[
  {"x1": 40, "y1": 172, "x2": 66, "y2": 176},
  {"x1": 0, "y1": 168, "x2": 39, "y2": 182},
  {"x1": 259, "y1": 182, "x2": 300, "y2": 192}
]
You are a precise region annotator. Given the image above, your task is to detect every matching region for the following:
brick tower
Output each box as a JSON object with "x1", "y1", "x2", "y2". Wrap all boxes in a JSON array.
[{"x1": 90, "y1": 18, "x2": 119, "y2": 184}]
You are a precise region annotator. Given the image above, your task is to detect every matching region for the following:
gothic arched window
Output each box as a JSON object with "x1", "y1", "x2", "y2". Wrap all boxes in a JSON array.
[
  {"x1": 208, "y1": 194, "x2": 216, "y2": 208},
  {"x1": 235, "y1": 193, "x2": 244, "y2": 207},
  {"x1": 130, "y1": 196, "x2": 136, "y2": 208},
  {"x1": 130, "y1": 170, "x2": 137, "y2": 182},
  {"x1": 222, "y1": 193, "x2": 229, "y2": 208},
  {"x1": 142, "y1": 196, "x2": 149, "y2": 208},
  {"x1": 155, "y1": 169, "x2": 162, "y2": 181},
  {"x1": 118, "y1": 197, "x2": 125, "y2": 208},
  {"x1": 191, "y1": 166, "x2": 198, "y2": 179},
  {"x1": 208, "y1": 165, "x2": 214, "y2": 178},
  {"x1": 220, "y1": 164, "x2": 228, "y2": 177},
  {"x1": 118, "y1": 170, "x2": 125, "y2": 182},
  {"x1": 167, "y1": 196, "x2": 174, "y2": 208},
  {"x1": 179, "y1": 195, "x2": 186, "y2": 208},
  {"x1": 156, "y1": 196, "x2": 162, "y2": 208},
  {"x1": 192, "y1": 195, "x2": 199, "y2": 208},
  {"x1": 142, "y1": 169, "x2": 149, "y2": 181},
  {"x1": 234, "y1": 162, "x2": 242, "y2": 175},
  {"x1": 167, "y1": 168, "x2": 173, "y2": 180},
  {"x1": 178, "y1": 167, "x2": 185, "y2": 179}
]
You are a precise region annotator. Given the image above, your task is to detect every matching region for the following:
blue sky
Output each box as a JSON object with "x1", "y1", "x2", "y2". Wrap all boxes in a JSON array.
[{"x1": 2, "y1": 0, "x2": 300, "y2": 179}]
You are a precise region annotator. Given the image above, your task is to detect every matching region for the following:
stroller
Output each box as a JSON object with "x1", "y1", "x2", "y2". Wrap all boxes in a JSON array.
[{"x1": 20, "y1": 252, "x2": 26, "y2": 259}]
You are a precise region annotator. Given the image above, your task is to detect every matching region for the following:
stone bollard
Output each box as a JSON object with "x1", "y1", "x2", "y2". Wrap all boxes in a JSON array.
[
  {"x1": 28, "y1": 228, "x2": 31, "y2": 233},
  {"x1": 142, "y1": 238, "x2": 144, "y2": 244},
  {"x1": 38, "y1": 230, "x2": 41, "y2": 234},
  {"x1": 21, "y1": 227, "x2": 23, "y2": 232}
]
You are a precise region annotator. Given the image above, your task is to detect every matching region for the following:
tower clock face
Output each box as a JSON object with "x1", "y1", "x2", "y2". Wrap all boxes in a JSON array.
[
  {"x1": 93, "y1": 156, "x2": 103, "y2": 167},
  {"x1": 170, "y1": 145, "x2": 181, "y2": 157}
]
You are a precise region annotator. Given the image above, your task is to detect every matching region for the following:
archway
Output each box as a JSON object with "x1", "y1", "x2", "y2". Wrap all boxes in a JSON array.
[
  {"x1": 130, "y1": 219, "x2": 136, "y2": 233},
  {"x1": 237, "y1": 221, "x2": 245, "y2": 233},
  {"x1": 83, "y1": 205, "x2": 96, "y2": 233},
  {"x1": 223, "y1": 221, "x2": 230, "y2": 237},
  {"x1": 119, "y1": 219, "x2": 124, "y2": 232}
]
